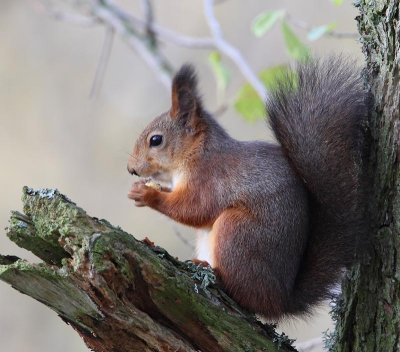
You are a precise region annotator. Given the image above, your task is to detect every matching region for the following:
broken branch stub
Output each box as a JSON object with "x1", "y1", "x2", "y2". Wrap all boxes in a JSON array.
[{"x1": 0, "y1": 187, "x2": 296, "y2": 352}]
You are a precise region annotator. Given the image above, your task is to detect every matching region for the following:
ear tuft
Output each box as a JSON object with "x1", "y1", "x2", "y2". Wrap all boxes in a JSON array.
[
  {"x1": 171, "y1": 64, "x2": 202, "y2": 118},
  {"x1": 173, "y1": 64, "x2": 198, "y2": 93}
]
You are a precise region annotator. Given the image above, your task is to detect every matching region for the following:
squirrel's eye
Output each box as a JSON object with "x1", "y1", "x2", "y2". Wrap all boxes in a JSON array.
[{"x1": 149, "y1": 134, "x2": 163, "y2": 147}]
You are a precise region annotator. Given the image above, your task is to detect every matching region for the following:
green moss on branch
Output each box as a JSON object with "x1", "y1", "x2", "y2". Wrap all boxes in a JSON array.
[{"x1": 0, "y1": 187, "x2": 296, "y2": 352}]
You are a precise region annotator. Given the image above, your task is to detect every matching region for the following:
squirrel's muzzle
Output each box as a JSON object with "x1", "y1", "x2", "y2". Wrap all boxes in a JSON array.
[{"x1": 127, "y1": 165, "x2": 139, "y2": 176}]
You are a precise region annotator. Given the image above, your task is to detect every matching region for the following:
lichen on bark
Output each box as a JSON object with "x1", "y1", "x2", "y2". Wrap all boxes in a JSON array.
[
  {"x1": 0, "y1": 187, "x2": 296, "y2": 352},
  {"x1": 332, "y1": 1, "x2": 400, "y2": 351}
]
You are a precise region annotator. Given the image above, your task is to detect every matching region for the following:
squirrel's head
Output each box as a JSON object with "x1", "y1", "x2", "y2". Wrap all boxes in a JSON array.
[{"x1": 128, "y1": 64, "x2": 206, "y2": 185}]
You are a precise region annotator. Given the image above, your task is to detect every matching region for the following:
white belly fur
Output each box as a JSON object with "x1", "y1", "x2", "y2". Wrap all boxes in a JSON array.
[{"x1": 195, "y1": 229, "x2": 214, "y2": 266}]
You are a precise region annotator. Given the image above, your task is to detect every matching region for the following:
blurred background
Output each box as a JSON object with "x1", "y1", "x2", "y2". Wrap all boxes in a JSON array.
[{"x1": 0, "y1": 1, "x2": 362, "y2": 351}]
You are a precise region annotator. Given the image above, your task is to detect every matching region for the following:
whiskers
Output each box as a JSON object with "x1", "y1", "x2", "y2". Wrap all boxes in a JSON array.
[{"x1": 126, "y1": 152, "x2": 138, "y2": 161}]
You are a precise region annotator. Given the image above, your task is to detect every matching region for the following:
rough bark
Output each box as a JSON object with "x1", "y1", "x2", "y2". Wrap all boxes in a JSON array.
[
  {"x1": 0, "y1": 187, "x2": 296, "y2": 352},
  {"x1": 332, "y1": 1, "x2": 400, "y2": 351}
]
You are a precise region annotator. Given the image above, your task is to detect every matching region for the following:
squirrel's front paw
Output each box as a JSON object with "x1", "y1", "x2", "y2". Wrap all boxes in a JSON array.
[{"x1": 128, "y1": 180, "x2": 159, "y2": 207}]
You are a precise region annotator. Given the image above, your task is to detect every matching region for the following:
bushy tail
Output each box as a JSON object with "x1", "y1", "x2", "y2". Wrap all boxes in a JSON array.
[{"x1": 267, "y1": 57, "x2": 370, "y2": 315}]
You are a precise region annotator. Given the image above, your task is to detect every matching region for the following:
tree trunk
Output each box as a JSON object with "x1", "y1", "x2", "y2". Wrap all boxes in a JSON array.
[
  {"x1": 333, "y1": 1, "x2": 400, "y2": 351},
  {"x1": 0, "y1": 187, "x2": 295, "y2": 352}
]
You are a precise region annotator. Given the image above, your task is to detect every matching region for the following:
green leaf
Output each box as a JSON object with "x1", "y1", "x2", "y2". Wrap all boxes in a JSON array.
[
  {"x1": 330, "y1": 0, "x2": 344, "y2": 6},
  {"x1": 259, "y1": 65, "x2": 294, "y2": 91},
  {"x1": 307, "y1": 23, "x2": 337, "y2": 41},
  {"x1": 252, "y1": 10, "x2": 285, "y2": 37},
  {"x1": 234, "y1": 65, "x2": 293, "y2": 122},
  {"x1": 281, "y1": 20, "x2": 310, "y2": 61},
  {"x1": 234, "y1": 85, "x2": 265, "y2": 122},
  {"x1": 208, "y1": 51, "x2": 230, "y2": 92}
]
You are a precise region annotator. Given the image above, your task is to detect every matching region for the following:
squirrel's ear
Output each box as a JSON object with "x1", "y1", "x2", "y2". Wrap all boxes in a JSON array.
[{"x1": 170, "y1": 64, "x2": 202, "y2": 119}]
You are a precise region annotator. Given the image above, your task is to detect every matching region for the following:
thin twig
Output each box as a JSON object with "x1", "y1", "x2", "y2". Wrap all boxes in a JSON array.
[
  {"x1": 34, "y1": 0, "x2": 173, "y2": 88},
  {"x1": 286, "y1": 14, "x2": 358, "y2": 39},
  {"x1": 124, "y1": 36, "x2": 172, "y2": 89},
  {"x1": 36, "y1": 0, "x2": 266, "y2": 97},
  {"x1": 127, "y1": 15, "x2": 215, "y2": 49},
  {"x1": 33, "y1": 0, "x2": 96, "y2": 26},
  {"x1": 48, "y1": 10, "x2": 96, "y2": 26},
  {"x1": 90, "y1": 26, "x2": 114, "y2": 99},
  {"x1": 203, "y1": 0, "x2": 267, "y2": 100},
  {"x1": 92, "y1": 0, "x2": 173, "y2": 89},
  {"x1": 35, "y1": 0, "x2": 356, "y2": 101},
  {"x1": 141, "y1": 0, "x2": 157, "y2": 48}
]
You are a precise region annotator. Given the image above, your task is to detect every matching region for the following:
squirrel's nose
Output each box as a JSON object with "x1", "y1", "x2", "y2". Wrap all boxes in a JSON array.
[{"x1": 127, "y1": 165, "x2": 139, "y2": 176}]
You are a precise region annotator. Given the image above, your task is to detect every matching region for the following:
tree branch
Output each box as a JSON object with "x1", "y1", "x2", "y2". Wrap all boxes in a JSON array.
[
  {"x1": 286, "y1": 14, "x2": 358, "y2": 39},
  {"x1": 0, "y1": 187, "x2": 297, "y2": 352},
  {"x1": 92, "y1": 0, "x2": 173, "y2": 88},
  {"x1": 90, "y1": 26, "x2": 115, "y2": 99},
  {"x1": 36, "y1": 0, "x2": 266, "y2": 98},
  {"x1": 203, "y1": 0, "x2": 267, "y2": 100},
  {"x1": 127, "y1": 15, "x2": 215, "y2": 49}
]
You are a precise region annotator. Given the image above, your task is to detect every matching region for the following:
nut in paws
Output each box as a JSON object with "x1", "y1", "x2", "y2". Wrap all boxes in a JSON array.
[{"x1": 128, "y1": 181, "x2": 157, "y2": 207}]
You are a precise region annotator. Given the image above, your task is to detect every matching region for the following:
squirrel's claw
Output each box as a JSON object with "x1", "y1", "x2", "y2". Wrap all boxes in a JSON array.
[{"x1": 128, "y1": 181, "x2": 157, "y2": 207}]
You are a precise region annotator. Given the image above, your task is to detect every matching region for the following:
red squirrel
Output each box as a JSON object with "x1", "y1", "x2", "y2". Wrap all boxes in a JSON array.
[{"x1": 127, "y1": 57, "x2": 369, "y2": 320}]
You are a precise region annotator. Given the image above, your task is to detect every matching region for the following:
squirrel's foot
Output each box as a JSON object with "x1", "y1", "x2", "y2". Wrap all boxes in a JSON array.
[{"x1": 191, "y1": 259, "x2": 211, "y2": 268}]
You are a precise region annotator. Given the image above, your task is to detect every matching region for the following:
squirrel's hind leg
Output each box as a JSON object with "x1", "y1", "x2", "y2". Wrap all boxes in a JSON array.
[{"x1": 211, "y1": 208, "x2": 290, "y2": 319}]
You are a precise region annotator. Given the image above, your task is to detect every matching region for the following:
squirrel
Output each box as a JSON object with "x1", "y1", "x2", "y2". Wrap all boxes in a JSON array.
[{"x1": 127, "y1": 57, "x2": 369, "y2": 320}]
